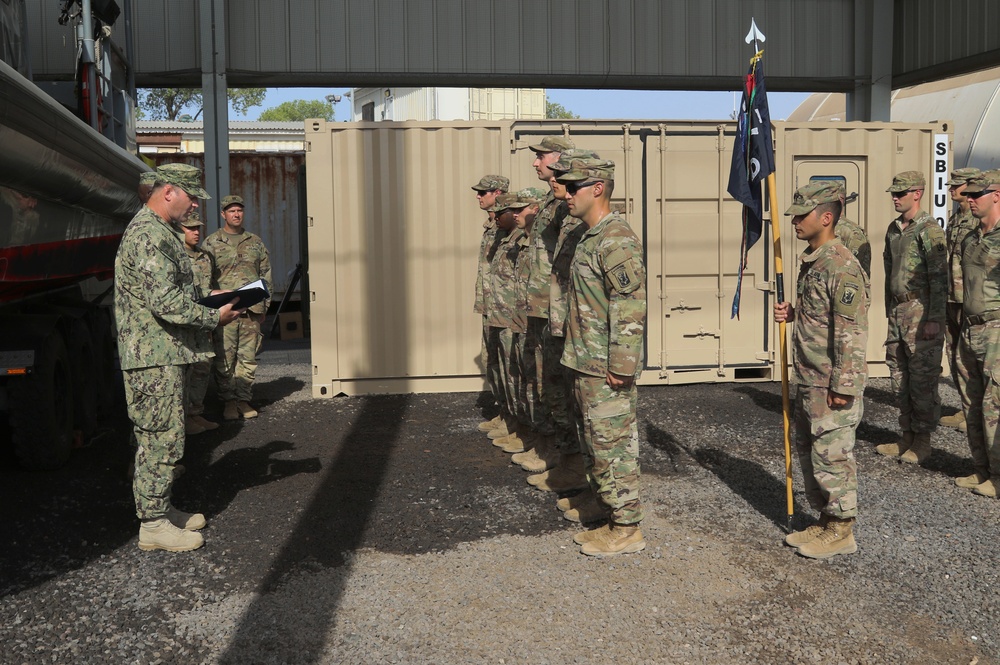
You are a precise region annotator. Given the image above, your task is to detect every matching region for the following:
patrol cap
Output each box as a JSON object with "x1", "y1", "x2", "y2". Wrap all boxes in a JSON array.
[
  {"x1": 886, "y1": 171, "x2": 926, "y2": 193},
  {"x1": 551, "y1": 148, "x2": 602, "y2": 173},
  {"x1": 785, "y1": 181, "x2": 842, "y2": 216},
  {"x1": 491, "y1": 193, "x2": 519, "y2": 213},
  {"x1": 946, "y1": 167, "x2": 982, "y2": 186},
  {"x1": 156, "y1": 163, "x2": 210, "y2": 199},
  {"x1": 180, "y1": 211, "x2": 205, "y2": 228},
  {"x1": 221, "y1": 194, "x2": 244, "y2": 209},
  {"x1": 472, "y1": 175, "x2": 510, "y2": 192},
  {"x1": 506, "y1": 187, "x2": 547, "y2": 209},
  {"x1": 963, "y1": 169, "x2": 1000, "y2": 194},
  {"x1": 138, "y1": 171, "x2": 157, "y2": 187},
  {"x1": 528, "y1": 136, "x2": 576, "y2": 154},
  {"x1": 555, "y1": 158, "x2": 616, "y2": 182}
]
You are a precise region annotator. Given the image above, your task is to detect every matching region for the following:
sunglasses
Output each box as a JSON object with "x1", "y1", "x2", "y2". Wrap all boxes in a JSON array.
[
  {"x1": 890, "y1": 189, "x2": 921, "y2": 199},
  {"x1": 565, "y1": 180, "x2": 599, "y2": 195},
  {"x1": 967, "y1": 188, "x2": 998, "y2": 200}
]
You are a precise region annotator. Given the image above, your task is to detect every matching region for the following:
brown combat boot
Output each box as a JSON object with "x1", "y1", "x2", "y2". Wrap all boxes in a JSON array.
[
  {"x1": 478, "y1": 415, "x2": 502, "y2": 432},
  {"x1": 900, "y1": 432, "x2": 931, "y2": 464},
  {"x1": 513, "y1": 435, "x2": 560, "y2": 472},
  {"x1": 527, "y1": 453, "x2": 588, "y2": 492},
  {"x1": 875, "y1": 431, "x2": 913, "y2": 458},
  {"x1": 939, "y1": 411, "x2": 966, "y2": 429},
  {"x1": 137, "y1": 518, "x2": 204, "y2": 552},
  {"x1": 501, "y1": 429, "x2": 538, "y2": 454},
  {"x1": 573, "y1": 523, "x2": 610, "y2": 545},
  {"x1": 796, "y1": 516, "x2": 856, "y2": 559},
  {"x1": 563, "y1": 494, "x2": 608, "y2": 524},
  {"x1": 192, "y1": 415, "x2": 219, "y2": 431},
  {"x1": 580, "y1": 522, "x2": 646, "y2": 557},
  {"x1": 184, "y1": 416, "x2": 206, "y2": 435},
  {"x1": 487, "y1": 416, "x2": 513, "y2": 440},
  {"x1": 223, "y1": 400, "x2": 240, "y2": 421},
  {"x1": 166, "y1": 505, "x2": 207, "y2": 531},
  {"x1": 955, "y1": 470, "x2": 990, "y2": 489},
  {"x1": 784, "y1": 513, "x2": 830, "y2": 547},
  {"x1": 237, "y1": 401, "x2": 258, "y2": 419},
  {"x1": 973, "y1": 478, "x2": 999, "y2": 498}
]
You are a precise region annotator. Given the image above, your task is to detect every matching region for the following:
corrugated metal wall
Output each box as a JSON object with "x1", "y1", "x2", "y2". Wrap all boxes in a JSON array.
[{"x1": 150, "y1": 152, "x2": 304, "y2": 300}]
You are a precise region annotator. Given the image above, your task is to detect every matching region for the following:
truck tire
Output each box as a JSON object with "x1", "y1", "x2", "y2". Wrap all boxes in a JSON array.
[{"x1": 9, "y1": 332, "x2": 74, "y2": 470}]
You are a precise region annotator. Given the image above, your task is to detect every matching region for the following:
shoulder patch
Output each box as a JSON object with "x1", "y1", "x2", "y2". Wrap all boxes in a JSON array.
[{"x1": 834, "y1": 279, "x2": 863, "y2": 319}]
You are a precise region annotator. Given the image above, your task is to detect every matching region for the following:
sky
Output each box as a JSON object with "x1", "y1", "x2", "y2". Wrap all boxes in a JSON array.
[{"x1": 238, "y1": 86, "x2": 813, "y2": 122}]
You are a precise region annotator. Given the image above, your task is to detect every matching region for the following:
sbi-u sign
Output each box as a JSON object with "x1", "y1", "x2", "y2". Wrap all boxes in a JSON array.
[{"x1": 933, "y1": 134, "x2": 950, "y2": 227}]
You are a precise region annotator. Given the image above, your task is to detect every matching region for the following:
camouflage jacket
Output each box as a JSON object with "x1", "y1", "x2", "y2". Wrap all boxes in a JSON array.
[
  {"x1": 835, "y1": 216, "x2": 871, "y2": 277},
  {"x1": 961, "y1": 223, "x2": 1000, "y2": 317},
  {"x1": 882, "y1": 210, "x2": 947, "y2": 321},
  {"x1": 792, "y1": 239, "x2": 869, "y2": 396},
  {"x1": 184, "y1": 243, "x2": 217, "y2": 359},
  {"x1": 487, "y1": 228, "x2": 526, "y2": 331},
  {"x1": 512, "y1": 232, "x2": 532, "y2": 333},
  {"x1": 524, "y1": 192, "x2": 570, "y2": 319},
  {"x1": 474, "y1": 216, "x2": 498, "y2": 315},
  {"x1": 204, "y1": 228, "x2": 273, "y2": 315},
  {"x1": 549, "y1": 215, "x2": 588, "y2": 337},
  {"x1": 562, "y1": 212, "x2": 646, "y2": 378},
  {"x1": 947, "y1": 207, "x2": 978, "y2": 304},
  {"x1": 114, "y1": 206, "x2": 220, "y2": 371}
]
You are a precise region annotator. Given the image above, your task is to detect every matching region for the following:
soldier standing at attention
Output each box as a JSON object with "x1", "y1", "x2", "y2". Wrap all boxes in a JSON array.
[
  {"x1": 832, "y1": 183, "x2": 871, "y2": 276},
  {"x1": 940, "y1": 167, "x2": 982, "y2": 432},
  {"x1": 179, "y1": 212, "x2": 220, "y2": 435},
  {"x1": 875, "y1": 172, "x2": 947, "y2": 465},
  {"x1": 557, "y1": 158, "x2": 647, "y2": 557},
  {"x1": 115, "y1": 163, "x2": 242, "y2": 552},
  {"x1": 472, "y1": 175, "x2": 510, "y2": 436},
  {"x1": 774, "y1": 182, "x2": 869, "y2": 559},
  {"x1": 205, "y1": 195, "x2": 273, "y2": 421},
  {"x1": 955, "y1": 170, "x2": 1000, "y2": 497}
]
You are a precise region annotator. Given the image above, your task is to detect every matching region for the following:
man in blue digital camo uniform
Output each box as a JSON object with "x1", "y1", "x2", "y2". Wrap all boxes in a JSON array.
[
  {"x1": 115, "y1": 164, "x2": 242, "y2": 552},
  {"x1": 774, "y1": 182, "x2": 869, "y2": 559},
  {"x1": 557, "y1": 157, "x2": 648, "y2": 557}
]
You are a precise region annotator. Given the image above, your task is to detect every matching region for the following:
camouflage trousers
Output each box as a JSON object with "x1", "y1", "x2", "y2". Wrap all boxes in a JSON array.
[
  {"x1": 123, "y1": 365, "x2": 186, "y2": 520},
  {"x1": 520, "y1": 318, "x2": 554, "y2": 435},
  {"x1": 539, "y1": 320, "x2": 577, "y2": 450},
  {"x1": 957, "y1": 320, "x2": 1000, "y2": 476},
  {"x1": 484, "y1": 320, "x2": 504, "y2": 411},
  {"x1": 489, "y1": 326, "x2": 519, "y2": 420},
  {"x1": 794, "y1": 385, "x2": 861, "y2": 519},
  {"x1": 572, "y1": 372, "x2": 643, "y2": 525},
  {"x1": 214, "y1": 313, "x2": 263, "y2": 402},
  {"x1": 945, "y1": 302, "x2": 970, "y2": 415},
  {"x1": 185, "y1": 359, "x2": 212, "y2": 415},
  {"x1": 886, "y1": 302, "x2": 943, "y2": 433}
]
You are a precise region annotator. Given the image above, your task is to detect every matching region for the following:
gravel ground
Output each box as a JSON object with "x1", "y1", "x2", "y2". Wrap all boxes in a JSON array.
[{"x1": 0, "y1": 338, "x2": 996, "y2": 664}]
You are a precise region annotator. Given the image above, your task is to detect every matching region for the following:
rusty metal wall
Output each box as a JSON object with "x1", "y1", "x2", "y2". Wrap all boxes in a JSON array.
[{"x1": 149, "y1": 152, "x2": 304, "y2": 300}]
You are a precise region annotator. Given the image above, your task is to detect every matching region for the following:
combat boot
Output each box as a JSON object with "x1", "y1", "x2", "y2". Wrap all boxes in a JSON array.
[
  {"x1": 939, "y1": 411, "x2": 966, "y2": 429},
  {"x1": 493, "y1": 425, "x2": 527, "y2": 452},
  {"x1": 527, "y1": 453, "x2": 588, "y2": 492},
  {"x1": 573, "y1": 523, "x2": 610, "y2": 545},
  {"x1": 192, "y1": 415, "x2": 219, "y2": 431},
  {"x1": 500, "y1": 429, "x2": 537, "y2": 454},
  {"x1": 138, "y1": 518, "x2": 204, "y2": 552},
  {"x1": 784, "y1": 513, "x2": 830, "y2": 547},
  {"x1": 796, "y1": 516, "x2": 856, "y2": 559},
  {"x1": 223, "y1": 400, "x2": 240, "y2": 421},
  {"x1": 185, "y1": 416, "x2": 206, "y2": 435},
  {"x1": 478, "y1": 415, "x2": 502, "y2": 432},
  {"x1": 900, "y1": 432, "x2": 932, "y2": 464},
  {"x1": 955, "y1": 470, "x2": 990, "y2": 489},
  {"x1": 513, "y1": 435, "x2": 560, "y2": 472},
  {"x1": 557, "y1": 489, "x2": 594, "y2": 512},
  {"x1": 237, "y1": 401, "x2": 258, "y2": 419},
  {"x1": 563, "y1": 494, "x2": 608, "y2": 524},
  {"x1": 166, "y1": 505, "x2": 207, "y2": 531},
  {"x1": 580, "y1": 522, "x2": 646, "y2": 557},
  {"x1": 487, "y1": 417, "x2": 513, "y2": 440},
  {"x1": 972, "y1": 479, "x2": 998, "y2": 498},
  {"x1": 875, "y1": 431, "x2": 913, "y2": 458}
]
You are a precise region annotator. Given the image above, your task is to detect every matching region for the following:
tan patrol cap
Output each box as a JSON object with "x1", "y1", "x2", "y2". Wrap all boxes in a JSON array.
[
  {"x1": 785, "y1": 181, "x2": 841, "y2": 216},
  {"x1": 963, "y1": 169, "x2": 1000, "y2": 194},
  {"x1": 946, "y1": 167, "x2": 982, "y2": 186},
  {"x1": 528, "y1": 136, "x2": 576, "y2": 154},
  {"x1": 221, "y1": 194, "x2": 244, "y2": 209},
  {"x1": 180, "y1": 211, "x2": 205, "y2": 228},
  {"x1": 555, "y1": 158, "x2": 615, "y2": 182},
  {"x1": 886, "y1": 171, "x2": 926, "y2": 193},
  {"x1": 472, "y1": 175, "x2": 510, "y2": 192}
]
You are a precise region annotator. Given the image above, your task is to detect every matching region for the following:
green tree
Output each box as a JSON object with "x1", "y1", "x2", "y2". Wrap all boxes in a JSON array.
[
  {"x1": 546, "y1": 101, "x2": 579, "y2": 119},
  {"x1": 138, "y1": 88, "x2": 266, "y2": 121},
  {"x1": 259, "y1": 99, "x2": 335, "y2": 122}
]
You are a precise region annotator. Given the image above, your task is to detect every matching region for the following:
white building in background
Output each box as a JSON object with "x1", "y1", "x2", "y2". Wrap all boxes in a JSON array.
[{"x1": 349, "y1": 87, "x2": 547, "y2": 121}]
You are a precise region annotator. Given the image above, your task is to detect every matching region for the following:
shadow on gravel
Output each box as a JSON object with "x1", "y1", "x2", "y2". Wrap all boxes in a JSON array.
[
  {"x1": 863, "y1": 385, "x2": 898, "y2": 408},
  {"x1": 733, "y1": 385, "x2": 787, "y2": 416},
  {"x1": 218, "y1": 394, "x2": 409, "y2": 665},
  {"x1": 236, "y1": 376, "x2": 307, "y2": 410}
]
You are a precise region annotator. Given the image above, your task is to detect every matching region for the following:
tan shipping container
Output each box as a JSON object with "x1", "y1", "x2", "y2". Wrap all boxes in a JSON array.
[{"x1": 305, "y1": 119, "x2": 952, "y2": 397}]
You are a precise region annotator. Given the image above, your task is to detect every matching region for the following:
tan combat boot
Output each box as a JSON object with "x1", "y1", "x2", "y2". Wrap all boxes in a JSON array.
[
  {"x1": 563, "y1": 493, "x2": 608, "y2": 524},
  {"x1": 513, "y1": 435, "x2": 560, "y2": 472},
  {"x1": 580, "y1": 522, "x2": 646, "y2": 557},
  {"x1": 973, "y1": 478, "x2": 998, "y2": 498},
  {"x1": 487, "y1": 417, "x2": 513, "y2": 440},
  {"x1": 939, "y1": 411, "x2": 966, "y2": 429},
  {"x1": 796, "y1": 516, "x2": 856, "y2": 559},
  {"x1": 478, "y1": 415, "x2": 502, "y2": 433},
  {"x1": 138, "y1": 518, "x2": 205, "y2": 552},
  {"x1": 223, "y1": 401, "x2": 240, "y2": 421},
  {"x1": 900, "y1": 432, "x2": 931, "y2": 464},
  {"x1": 184, "y1": 416, "x2": 206, "y2": 435},
  {"x1": 500, "y1": 429, "x2": 537, "y2": 454},
  {"x1": 955, "y1": 470, "x2": 990, "y2": 489},
  {"x1": 237, "y1": 401, "x2": 258, "y2": 419},
  {"x1": 166, "y1": 505, "x2": 207, "y2": 531},
  {"x1": 192, "y1": 415, "x2": 219, "y2": 431},
  {"x1": 875, "y1": 431, "x2": 913, "y2": 458},
  {"x1": 573, "y1": 523, "x2": 610, "y2": 545},
  {"x1": 784, "y1": 514, "x2": 830, "y2": 547},
  {"x1": 527, "y1": 453, "x2": 588, "y2": 492}
]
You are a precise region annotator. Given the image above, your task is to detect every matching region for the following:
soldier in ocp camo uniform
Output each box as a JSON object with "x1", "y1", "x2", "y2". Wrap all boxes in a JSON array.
[
  {"x1": 875, "y1": 171, "x2": 947, "y2": 465},
  {"x1": 178, "y1": 212, "x2": 219, "y2": 436},
  {"x1": 832, "y1": 183, "x2": 871, "y2": 276},
  {"x1": 204, "y1": 194, "x2": 273, "y2": 421},
  {"x1": 940, "y1": 167, "x2": 981, "y2": 432},
  {"x1": 115, "y1": 163, "x2": 243, "y2": 553},
  {"x1": 775, "y1": 182, "x2": 869, "y2": 560},
  {"x1": 556, "y1": 158, "x2": 648, "y2": 558},
  {"x1": 472, "y1": 175, "x2": 510, "y2": 436},
  {"x1": 955, "y1": 170, "x2": 1000, "y2": 497}
]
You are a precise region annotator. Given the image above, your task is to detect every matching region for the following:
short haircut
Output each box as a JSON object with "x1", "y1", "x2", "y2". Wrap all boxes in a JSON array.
[{"x1": 815, "y1": 200, "x2": 842, "y2": 224}]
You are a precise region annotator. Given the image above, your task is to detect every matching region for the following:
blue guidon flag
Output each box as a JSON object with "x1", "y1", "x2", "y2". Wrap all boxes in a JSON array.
[{"x1": 727, "y1": 53, "x2": 775, "y2": 319}]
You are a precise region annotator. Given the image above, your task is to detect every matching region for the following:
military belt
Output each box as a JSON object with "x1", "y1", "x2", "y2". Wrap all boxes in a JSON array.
[
  {"x1": 966, "y1": 310, "x2": 1000, "y2": 326},
  {"x1": 891, "y1": 290, "x2": 926, "y2": 305}
]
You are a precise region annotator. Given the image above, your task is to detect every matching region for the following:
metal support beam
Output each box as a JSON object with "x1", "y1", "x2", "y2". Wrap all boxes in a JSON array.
[
  {"x1": 200, "y1": 0, "x2": 229, "y2": 228},
  {"x1": 848, "y1": 0, "x2": 893, "y2": 121}
]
